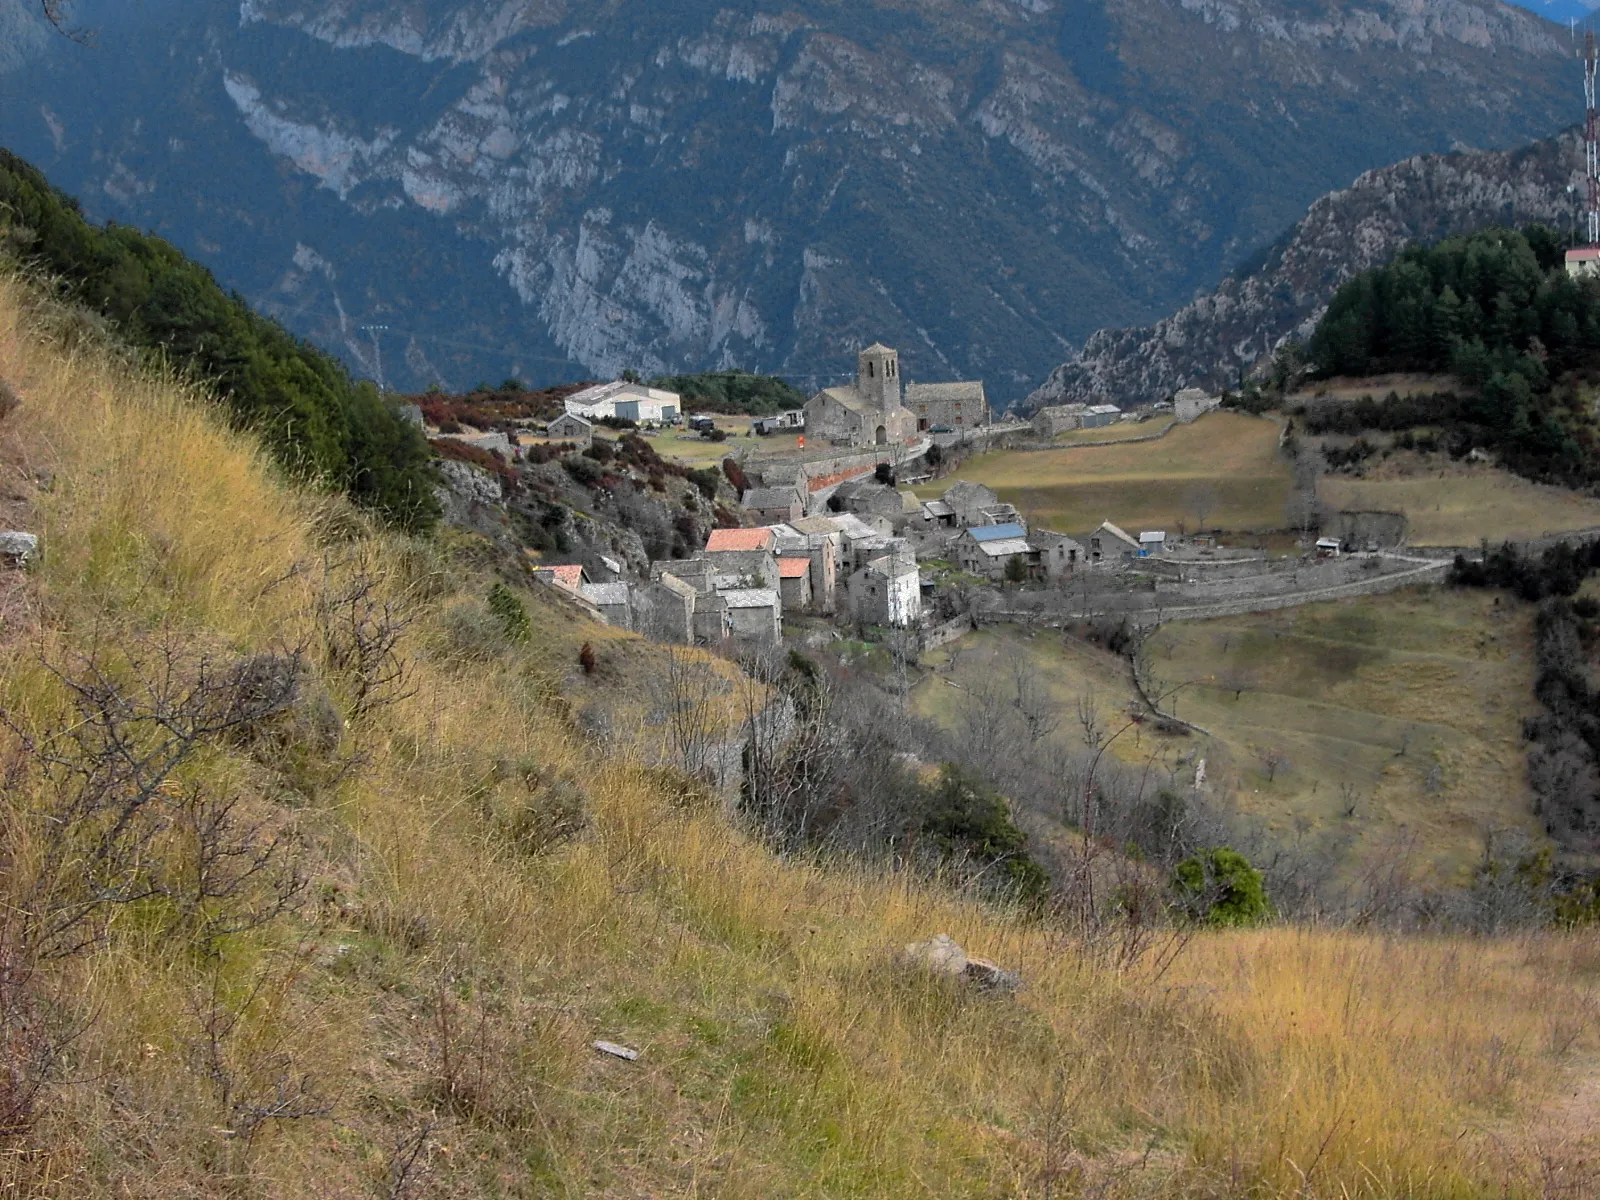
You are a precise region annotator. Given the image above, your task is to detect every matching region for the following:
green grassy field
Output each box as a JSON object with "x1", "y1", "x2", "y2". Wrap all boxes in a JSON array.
[
  {"x1": 918, "y1": 411, "x2": 1291, "y2": 535},
  {"x1": 914, "y1": 586, "x2": 1545, "y2": 887}
]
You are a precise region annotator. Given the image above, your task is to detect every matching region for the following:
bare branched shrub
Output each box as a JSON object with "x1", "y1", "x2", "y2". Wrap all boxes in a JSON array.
[
  {"x1": 315, "y1": 558, "x2": 414, "y2": 718},
  {"x1": 190, "y1": 961, "x2": 328, "y2": 1162},
  {"x1": 0, "y1": 379, "x2": 18, "y2": 424},
  {"x1": 3, "y1": 638, "x2": 308, "y2": 960}
]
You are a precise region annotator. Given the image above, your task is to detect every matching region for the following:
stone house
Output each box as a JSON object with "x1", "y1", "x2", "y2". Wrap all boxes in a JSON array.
[
  {"x1": 546, "y1": 411, "x2": 594, "y2": 443},
  {"x1": 742, "y1": 485, "x2": 805, "y2": 524},
  {"x1": 830, "y1": 479, "x2": 906, "y2": 523},
  {"x1": 1086, "y1": 520, "x2": 1141, "y2": 562},
  {"x1": 1139, "y1": 531, "x2": 1167, "y2": 556},
  {"x1": 804, "y1": 344, "x2": 921, "y2": 448},
  {"x1": 1030, "y1": 530, "x2": 1085, "y2": 581},
  {"x1": 1083, "y1": 404, "x2": 1122, "y2": 429},
  {"x1": 941, "y1": 481, "x2": 1000, "y2": 527},
  {"x1": 848, "y1": 555, "x2": 922, "y2": 627},
  {"x1": 534, "y1": 563, "x2": 590, "y2": 597},
  {"x1": 1032, "y1": 404, "x2": 1087, "y2": 437},
  {"x1": 954, "y1": 523, "x2": 1035, "y2": 580},
  {"x1": 777, "y1": 556, "x2": 814, "y2": 613},
  {"x1": 633, "y1": 572, "x2": 696, "y2": 643},
  {"x1": 722, "y1": 589, "x2": 782, "y2": 645},
  {"x1": 693, "y1": 590, "x2": 733, "y2": 644},
  {"x1": 784, "y1": 516, "x2": 844, "y2": 612},
  {"x1": 1173, "y1": 388, "x2": 1221, "y2": 423},
  {"x1": 703, "y1": 527, "x2": 781, "y2": 595},
  {"x1": 903, "y1": 380, "x2": 988, "y2": 432},
  {"x1": 580, "y1": 581, "x2": 632, "y2": 628}
]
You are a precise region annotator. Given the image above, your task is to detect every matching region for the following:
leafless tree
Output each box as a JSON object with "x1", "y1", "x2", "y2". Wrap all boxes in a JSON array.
[
  {"x1": 1259, "y1": 747, "x2": 1289, "y2": 783},
  {"x1": 1182, "y1": 482, "x2": 1220, "y2": 532},
  {"x1": 1005, "y1": 645, "x2": 1060, "y2": 744},
  {"x1": 647, "y1": 648, "x2": 725, "y2": 787},
  {"x1": 1216, "y1": 666, "x2": 1256, "y2": 700}
]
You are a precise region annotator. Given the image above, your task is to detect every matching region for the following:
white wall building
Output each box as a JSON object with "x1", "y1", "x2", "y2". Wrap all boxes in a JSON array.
[{"x1": 565, "y1": 380, "x2": 682, "y2": 423}]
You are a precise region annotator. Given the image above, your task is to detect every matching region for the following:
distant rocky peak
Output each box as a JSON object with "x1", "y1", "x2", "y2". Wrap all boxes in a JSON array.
[{"x1": 1021, "y1": 133, "x2": 1583, "y2": 413}]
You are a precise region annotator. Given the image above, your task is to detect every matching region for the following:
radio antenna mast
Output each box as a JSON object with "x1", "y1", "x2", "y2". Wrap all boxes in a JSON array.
[{"x1": 1585, "y1": 31, "x2": 1598, "y2": 245}]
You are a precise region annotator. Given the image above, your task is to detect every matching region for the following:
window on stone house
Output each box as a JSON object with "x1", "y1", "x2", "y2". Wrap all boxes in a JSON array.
[{"x1": 867, "y1": 362, "x2": 874, "y2": 377}]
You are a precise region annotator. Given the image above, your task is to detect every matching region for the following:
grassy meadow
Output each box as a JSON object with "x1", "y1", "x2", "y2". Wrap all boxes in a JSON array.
[
  {"x1": 916, "y1": 587, "x2": 1544, "y2": 889},
  {"x1": 1320, "y1": 454, "x2": 1600, "y2": 546},
  {"x1": 918, "y1": 412, "x2": 1292, "y2": 536},
  {"x1": 3, "y1": 273, "x2": 1600, "y2": 1197}
]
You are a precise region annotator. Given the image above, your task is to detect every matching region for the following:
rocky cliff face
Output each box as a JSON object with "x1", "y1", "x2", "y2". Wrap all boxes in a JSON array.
[
  {"x1": 1023, "y1": 134, "x2": 1584, "y2": 412},
  {"x1": 0, "y1": 0, "x2": 1580, "y2": 403}
]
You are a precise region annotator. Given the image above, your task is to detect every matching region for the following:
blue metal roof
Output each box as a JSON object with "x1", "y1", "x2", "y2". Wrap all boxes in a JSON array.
[{"x1": 968, "y1": 523, "x2": 1026, "y2": 542}]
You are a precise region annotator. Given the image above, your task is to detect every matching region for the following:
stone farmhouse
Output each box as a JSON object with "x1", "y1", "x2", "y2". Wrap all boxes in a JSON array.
[
  {"x1": 1087, "y1": 520, "x2": 1141, "y2": 562},
  {"x1": 1030, "y1": 530, "x2": 1085, "y2": 581},
  {"x1": 546, "y1": 411, "x2": 594, "y2": 444},
  {"x1": 848, "y1": 553, "x2": 921, "y2": 627},
  {"x1": 741, "y1": 485, "x2": 805, "y2": 524},
  {"x1": 1032, "y1": 404, "x2": 1088, "y2": 437},
  {"x1": 903, "y1": 380, "x2": 989, "y2": 432},
  {"x1": 955, "y1": 523, "x2": 1034, "y2": 580},
  {"x1": 1173, "y1": 388, "x2": 1221, "y2": 424},
  {"x1": 804, "y1": 344, "x2": 922, "y2": 448}
]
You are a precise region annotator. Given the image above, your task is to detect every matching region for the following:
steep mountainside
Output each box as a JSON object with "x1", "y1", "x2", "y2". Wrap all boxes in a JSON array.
[
  {"x1": 0, "y1": 0, "x2": 1579, "y2": 402},
  {"x1": 1024, "y1": 133, "x2": 1584, "y2": 411}
]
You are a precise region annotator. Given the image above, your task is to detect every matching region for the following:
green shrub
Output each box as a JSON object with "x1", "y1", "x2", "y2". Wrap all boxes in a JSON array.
[
  {"x1": 1172, "y1": 847, "x2": 1272, "y2": 927},
  {"x1": 487, "y1": 583, "x2": 532, "y2": 644},
  {"x1": 920, "y1": 766, "x2": 1050, "y2": 909}
]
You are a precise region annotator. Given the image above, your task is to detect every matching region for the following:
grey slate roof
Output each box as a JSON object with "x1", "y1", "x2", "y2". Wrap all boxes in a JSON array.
[
  {"x1": 904, "y1": 381, "x2": 985, "y2": 403},
  {"x1": 719, "y1": 588, "x2": 779, "y2": 609},
  {"x1": 742, "y1": 486, "x2": 802, "y2": 510}
]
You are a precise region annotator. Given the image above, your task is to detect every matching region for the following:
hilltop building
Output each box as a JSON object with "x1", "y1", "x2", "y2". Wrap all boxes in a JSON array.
[
  {"x1": 565, "y1": 380, "x2": 680, "y2": 424},
  {"x1": 804, "y1": 344, "x2": 920, "y2": 448}
]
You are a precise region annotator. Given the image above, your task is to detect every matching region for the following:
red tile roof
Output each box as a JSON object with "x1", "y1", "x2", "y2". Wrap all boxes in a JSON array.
[
  {"x1": 705, "y1": 527, "x2": 776, "y2": 553},
  {"x1": 777, "y1": 556, "x2": 811, "y2": 579},
  {"x1": 535, "y1": 564, "x2": 586, "y2": 593}
]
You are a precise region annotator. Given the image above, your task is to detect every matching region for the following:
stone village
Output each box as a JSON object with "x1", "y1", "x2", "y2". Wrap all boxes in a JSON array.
[{"x1": 506, "y1": 342, "x2": 1314, "y2": 652}]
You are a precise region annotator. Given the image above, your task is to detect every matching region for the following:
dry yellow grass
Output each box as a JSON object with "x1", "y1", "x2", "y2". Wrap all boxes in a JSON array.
[
  {"x1": 1321, "y1": 458, "x2": 1600, "y2": 546},
  {"x1": 2, "y1": 274, "x2": 1599, "y2": 1197},
  {"x1": 918, "y1": 412, "x2": 1292, "y2": 535}
]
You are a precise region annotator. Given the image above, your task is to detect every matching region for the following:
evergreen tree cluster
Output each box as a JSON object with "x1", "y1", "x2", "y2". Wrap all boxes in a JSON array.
[
  {"x1": 648, "y1": 370, "x2": 808, "y2": 416},
  {"x1": 0, "y1": 149, "x2": 437, "y2": 530},
  {"x1": 1309, "y1": 225, "x2": 1599, "y2": 483}
]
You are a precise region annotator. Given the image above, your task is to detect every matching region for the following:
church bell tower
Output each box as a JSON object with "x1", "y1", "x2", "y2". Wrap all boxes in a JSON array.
[{"x1": 857, "y1": 343, "x2": 900, "y2": 410}]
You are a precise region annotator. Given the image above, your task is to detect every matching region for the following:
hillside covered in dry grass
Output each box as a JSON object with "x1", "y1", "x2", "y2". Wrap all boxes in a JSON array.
[{"x1": 1, "y1": 272, "x2": 1599, "y2": 1197}]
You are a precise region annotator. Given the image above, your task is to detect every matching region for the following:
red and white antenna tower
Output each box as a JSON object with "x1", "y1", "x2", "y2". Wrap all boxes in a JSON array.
[{"x1": 1585, "y1": 31, "x2": 1599, "y2": 245}]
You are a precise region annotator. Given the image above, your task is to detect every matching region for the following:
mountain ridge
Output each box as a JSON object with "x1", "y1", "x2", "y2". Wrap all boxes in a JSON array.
[
  {"x1": 1022, "y1": 132, "x2": 1586, "y2": 412},
  {"x1": 0, "y1": 0, "x2": 1582, "y2": 400}
]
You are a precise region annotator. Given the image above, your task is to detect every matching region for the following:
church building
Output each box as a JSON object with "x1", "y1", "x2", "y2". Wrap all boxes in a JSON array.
[{"x1": 804, "y1": 344, "x2": 922, "y2": 449}]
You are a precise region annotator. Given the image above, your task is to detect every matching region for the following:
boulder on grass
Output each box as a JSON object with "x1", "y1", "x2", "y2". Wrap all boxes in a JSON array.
[
  {"x1": 904, "y1": 933, "x2": 1019, "y2": 993},
  {"x1": 0, "y1": 532, "x2": 39, "y2": 568}
]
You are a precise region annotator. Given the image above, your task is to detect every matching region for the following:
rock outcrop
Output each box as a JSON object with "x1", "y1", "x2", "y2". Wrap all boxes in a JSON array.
[{"x1": 1023, "y1": 134, "x2": 1583, "y2": 413}]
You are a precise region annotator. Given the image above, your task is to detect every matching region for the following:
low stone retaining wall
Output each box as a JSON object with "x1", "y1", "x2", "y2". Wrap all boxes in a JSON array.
[{"x1": 919, "y1": 615, "x2": 975, "y2": 652}]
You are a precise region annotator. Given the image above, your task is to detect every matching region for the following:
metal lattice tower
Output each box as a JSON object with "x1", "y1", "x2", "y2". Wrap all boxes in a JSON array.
[{"x1": 1586, "y1": 32, "x2": 1599, "y2": 245}]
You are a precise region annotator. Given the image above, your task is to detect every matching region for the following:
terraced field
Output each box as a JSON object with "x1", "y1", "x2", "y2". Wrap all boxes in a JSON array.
[{"x1": 917, "y1": 411, "x2": 1292, "y2": 535}]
